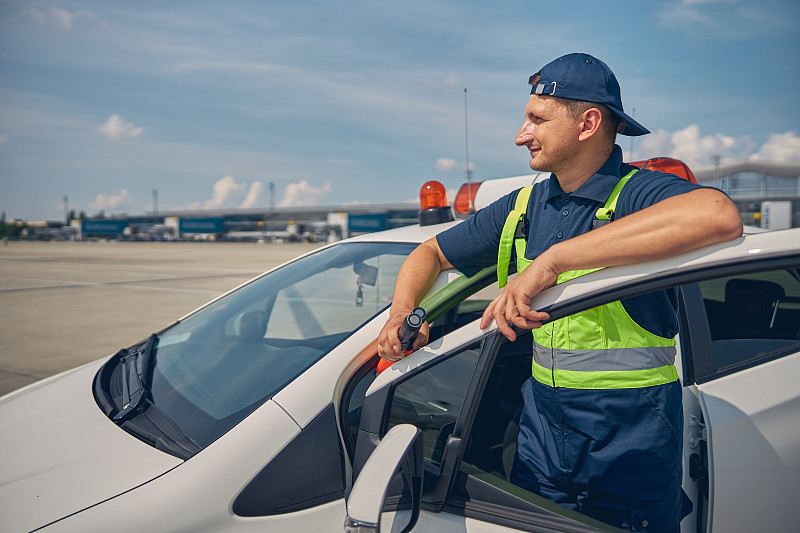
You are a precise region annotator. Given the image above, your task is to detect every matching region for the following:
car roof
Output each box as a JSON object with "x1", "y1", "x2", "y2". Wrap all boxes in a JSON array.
[
  {"x1": 472, "y1": 174, "x2": 542, "y2": 211},
  {"x1": 344, "y1": 219, "x2": 460, "y2": 244}
]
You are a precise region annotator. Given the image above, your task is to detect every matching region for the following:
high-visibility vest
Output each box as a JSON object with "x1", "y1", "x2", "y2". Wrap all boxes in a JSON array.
[{"x1": 497, "y1": 168, "x2": 678, "y2": 389}]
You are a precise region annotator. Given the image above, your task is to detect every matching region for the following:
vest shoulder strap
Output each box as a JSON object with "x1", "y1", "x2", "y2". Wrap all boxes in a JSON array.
[
  {"x1": 593, "y1": 166, "x2": 639, "y2": 224},
  {"x1": 497, "y1": 185, "x2": 534, "y2": 288}
]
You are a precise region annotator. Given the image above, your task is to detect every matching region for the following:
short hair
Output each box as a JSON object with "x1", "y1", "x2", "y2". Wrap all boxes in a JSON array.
[{"x1": 528, "y1": 71, "x2": 621, "y2": 143}]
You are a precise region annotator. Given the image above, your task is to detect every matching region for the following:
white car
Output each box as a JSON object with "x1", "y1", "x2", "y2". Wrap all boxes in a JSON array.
[{"x1": 1, "y1": 162, "x2": 798, "y2": 533}]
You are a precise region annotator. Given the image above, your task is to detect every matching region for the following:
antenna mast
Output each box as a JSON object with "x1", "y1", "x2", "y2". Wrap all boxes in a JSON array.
[{"x1": 464, "y1": 88, "x2": 475, "y2": 213}]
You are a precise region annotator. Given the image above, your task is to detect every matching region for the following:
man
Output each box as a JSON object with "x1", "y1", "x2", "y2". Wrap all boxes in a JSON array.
[{"x1": 378, "y1": 53, "x2": 742, "y2": 531}]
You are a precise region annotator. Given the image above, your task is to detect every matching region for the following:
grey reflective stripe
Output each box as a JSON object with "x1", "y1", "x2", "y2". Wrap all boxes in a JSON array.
[{"x1": 533, "y1": 341, "x2": 677, "y2": 372}]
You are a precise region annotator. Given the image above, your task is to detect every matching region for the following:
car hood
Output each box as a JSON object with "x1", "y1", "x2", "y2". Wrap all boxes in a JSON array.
[{"x1": 0, "y1": 359, "x2": 182, "y2": 532}]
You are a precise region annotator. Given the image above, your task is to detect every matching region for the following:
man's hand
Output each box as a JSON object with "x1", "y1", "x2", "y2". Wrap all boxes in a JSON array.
[
  {"x1": 480, "y1": 257, "x2": 555, "y2": 341},
  {"x1": 377, "y1": 237, "x2": 450, "y2": 363},
  {"x1": 378, "y1": 308, "x2": 429, "y2": 362}
]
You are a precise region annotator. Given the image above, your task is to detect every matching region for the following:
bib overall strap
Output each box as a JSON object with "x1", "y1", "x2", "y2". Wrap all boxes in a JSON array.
[
  {"x1": 497, "y1": 185, "x2": 533, "y2": 288},
  {"x1": 593, "y1": 167, "x2": 638, "y2": 227}
]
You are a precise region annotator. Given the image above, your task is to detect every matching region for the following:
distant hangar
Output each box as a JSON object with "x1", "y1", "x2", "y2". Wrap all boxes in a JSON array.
[{"x1": 43, "y1": 158, "x2": 800, "y2": 242}]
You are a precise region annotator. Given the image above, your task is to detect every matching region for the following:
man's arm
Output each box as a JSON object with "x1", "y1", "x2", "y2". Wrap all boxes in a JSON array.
[
  {"x1": 482, "y1": 187, "x2": 743, "y2": 340},
  {"x1": 377, "y1": 237, "x2": 454, "y2": 362}
]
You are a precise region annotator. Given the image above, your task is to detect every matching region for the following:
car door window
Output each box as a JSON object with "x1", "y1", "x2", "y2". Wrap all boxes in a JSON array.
[
  {"x1": 699, "y1": 267, "x2": 800, "y2": 375},
  {"x1": 342, "y1": 280, "x2": 502, "y2": 461},
  {"x1": 385, "y1": 341, "x2": 482, "y2": 469}
]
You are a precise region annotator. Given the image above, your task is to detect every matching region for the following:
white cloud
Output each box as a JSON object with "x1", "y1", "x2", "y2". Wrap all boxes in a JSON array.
[
  {"x1": 0, "y1": 134, "x2": 7, "y2": 148},
  {"x1": 97, "y1": 115, "x2": 145, "y2": 141},
  {"x1": 89, "y1": 189, "x2": 131, "y2": 212},
  {"x1": 278, "y1": 181, "x2": 332, "y2": 207},
  {"x1": 434, "y1": 158, "x2": 475, "y2": 173},
  {"x1": 241, "y1": 181, "x2": 264, "y2": 209},
  {"x1": 26, "y1": 4, "x2": 101, "y2": 30},
  {"x1": 205, "y1": 176, "x2": 245, "y2": 209},
  {"x1": 636, "y1": 124, "x2": 757, "y2": 167},
  {"x1": 173, "y1": 61, "x2": 277, "y2": 74},
  {"x1": 657, "y1": 1, "x2": 712, "y2": 28},
  {"x1": 203, "y1": 175, "x2": 265, "y2": 209},
  {"x1": 443, "y1": 74, "x2": 461, "y2": 87},
  {"x1": 749, "y1": 131, "x2": 800, "y2": 163},
  {"x1": 435, "y1": 158, "x2": 458, "y2": 172}
]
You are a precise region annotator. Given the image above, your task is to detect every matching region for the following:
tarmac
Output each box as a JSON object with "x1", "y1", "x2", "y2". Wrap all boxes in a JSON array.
[{"x1": 0, "y1": 240, "x2": 324, "y2": 396}]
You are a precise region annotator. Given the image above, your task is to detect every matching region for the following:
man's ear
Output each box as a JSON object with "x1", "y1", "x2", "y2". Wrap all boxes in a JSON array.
[{"x1": 577, "y1": 108, "x2": 603, "y2": 141}]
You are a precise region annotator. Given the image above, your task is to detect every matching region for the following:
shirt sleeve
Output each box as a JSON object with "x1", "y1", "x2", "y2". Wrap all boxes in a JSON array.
[
  {"x1": 616, "y1": 168, "x2": 706, "y2": 218},
  {"x1": 436, "y1": 190, "x2": 519, "y2": 277}
]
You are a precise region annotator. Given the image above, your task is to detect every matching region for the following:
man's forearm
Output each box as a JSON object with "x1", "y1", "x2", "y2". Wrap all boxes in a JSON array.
[
  {"x1": 543, "y1": 188, "x2": 743, "y2": 274},
  {"x1": 390, "y1": 237, "x2": 452, "y2": 314},
  {"x1": 378, "y1": 238, "x2": 452, "y2": 359}
]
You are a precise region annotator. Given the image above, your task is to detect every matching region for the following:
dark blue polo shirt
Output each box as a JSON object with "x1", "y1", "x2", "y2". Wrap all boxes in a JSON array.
[{"x1": 437, "y1": 145, "x2": 703, "y2": 337}]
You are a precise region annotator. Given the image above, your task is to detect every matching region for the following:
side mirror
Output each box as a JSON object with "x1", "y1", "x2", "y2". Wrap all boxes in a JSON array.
[{"x1": 344, "y1": 424, "x2": 423, "y2": 533}]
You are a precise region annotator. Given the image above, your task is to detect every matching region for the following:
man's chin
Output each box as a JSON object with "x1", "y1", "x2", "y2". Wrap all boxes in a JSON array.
[{"x1": 529, "y1": 159, "x2": 549, "y2": 173}]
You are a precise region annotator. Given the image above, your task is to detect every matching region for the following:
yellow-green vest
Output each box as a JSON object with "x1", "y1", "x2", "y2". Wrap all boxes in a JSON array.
[{"x1": 497, "y1": 169, "x2": 678, "y2": 390}]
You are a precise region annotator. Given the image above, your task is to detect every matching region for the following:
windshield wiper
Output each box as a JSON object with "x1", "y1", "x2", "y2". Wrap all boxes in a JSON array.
[
  {"x1": 120, "y1": 403, "x2": 203, "y2": 459},
  {"x1": 113, "y1": 333, "x2": 157, "y2": 422}
]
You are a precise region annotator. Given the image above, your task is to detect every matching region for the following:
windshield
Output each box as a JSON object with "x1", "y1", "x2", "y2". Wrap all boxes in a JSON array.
[{"x1": 108, "y1": 241, "x2": 415, "y2": 452}]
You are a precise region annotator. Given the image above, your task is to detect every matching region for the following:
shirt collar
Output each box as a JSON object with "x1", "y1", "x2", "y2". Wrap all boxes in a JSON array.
[{"x1": 545, "y1": 145, "x2": 624, "y2": 202}]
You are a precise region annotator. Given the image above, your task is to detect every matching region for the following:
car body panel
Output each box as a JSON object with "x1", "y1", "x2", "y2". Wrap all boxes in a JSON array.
[
  {"x1": 0, "y1": 360, "x2": 182, "y2": 532},
  {"x1": 36, "y1": 399, "x2": 324, "y2": 532},
  {"x1": 698, "y1": 352, "x2": 800, "y2": 533}
]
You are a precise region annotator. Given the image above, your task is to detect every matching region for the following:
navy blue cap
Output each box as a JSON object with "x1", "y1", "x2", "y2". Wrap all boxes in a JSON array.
[{"x1": 530, "y1": 53, "x2": 649, "y2": 137}]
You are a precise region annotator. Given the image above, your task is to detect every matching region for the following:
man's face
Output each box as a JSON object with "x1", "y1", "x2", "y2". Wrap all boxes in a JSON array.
[{"x1": 515, "y1": 95, "x2": 580, "y2": 174}]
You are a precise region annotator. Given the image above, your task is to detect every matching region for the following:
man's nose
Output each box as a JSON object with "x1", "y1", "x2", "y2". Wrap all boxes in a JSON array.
[{"x1": 515, "y1": 123, "x2": 533, "y2": 146}]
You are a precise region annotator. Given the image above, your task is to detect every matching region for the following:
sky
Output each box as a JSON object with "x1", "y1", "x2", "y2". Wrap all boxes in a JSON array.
[{"x1": 1, "y1": 0, "x2": 799, "y2": 221}]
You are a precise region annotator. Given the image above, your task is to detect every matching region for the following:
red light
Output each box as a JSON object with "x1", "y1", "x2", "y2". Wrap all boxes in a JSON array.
[
  {"x1": 629, "y1": 157, "x2": 697, "y2": 184},
  {"x1": 454, "y1": 181, "x2": 483, "y2": 216},
  {"x1": 420, "y1": 181, "x2": 449, "y2": 210}
]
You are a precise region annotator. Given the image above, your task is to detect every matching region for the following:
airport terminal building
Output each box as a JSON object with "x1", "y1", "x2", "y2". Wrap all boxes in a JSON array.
[
  {"x1": 693, "y1": 160, "x2": 800, "y2": 229},
  {"x1": 69, "y1": 202, "x2": 420, "y2": 242},
  {"x1": 21, "y1": 159, "x2": 800, "y2": 242}
]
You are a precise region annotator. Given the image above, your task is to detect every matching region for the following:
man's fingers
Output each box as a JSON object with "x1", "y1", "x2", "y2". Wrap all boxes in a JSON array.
[
  {"x1": 378, "y1": 314, "x2": 406, "y2": 360},
  {"x1": 480, "y1": 298, "x2": 500, "y2": 329},
  {"x1": 493, "y1": 304, "x2": 517, "y2": 341}
]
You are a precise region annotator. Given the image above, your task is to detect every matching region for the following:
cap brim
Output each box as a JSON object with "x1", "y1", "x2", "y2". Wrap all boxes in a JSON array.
[{"x1": 607, "y1": 104, "x2": 650, "y2": 136}]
